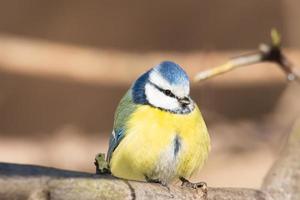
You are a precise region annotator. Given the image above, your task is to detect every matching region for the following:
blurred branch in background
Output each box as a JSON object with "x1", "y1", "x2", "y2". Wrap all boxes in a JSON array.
[
  {"x1": 0, "y1": 119, "x2": 299, "y2": 200},
  {"x1": 194, "y1": 30, "x2": 300, "y2": 83},
  {"x1": 262, "y1": 118, "x2": 300, "y2": 200}
]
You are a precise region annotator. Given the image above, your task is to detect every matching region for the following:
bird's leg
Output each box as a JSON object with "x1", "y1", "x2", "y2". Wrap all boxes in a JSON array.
[{"x1": 179, "y1": 177, "x2": 207, "y2": 190}]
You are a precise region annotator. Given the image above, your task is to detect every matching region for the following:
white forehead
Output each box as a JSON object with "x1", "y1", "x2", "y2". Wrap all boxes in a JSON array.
[{"x1": 149, "y1": 70, "x2": 190, "y2": 97}]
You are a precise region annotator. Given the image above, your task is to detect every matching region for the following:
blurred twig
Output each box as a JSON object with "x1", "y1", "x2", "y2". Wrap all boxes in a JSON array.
[{"x1": 194, "y1": 29, "x2": 300, "y2": 83}]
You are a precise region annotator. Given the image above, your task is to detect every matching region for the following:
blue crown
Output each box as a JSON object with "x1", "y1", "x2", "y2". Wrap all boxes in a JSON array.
[{"x1": 155, "y1": 61, "x2": 189, "y2": 86}]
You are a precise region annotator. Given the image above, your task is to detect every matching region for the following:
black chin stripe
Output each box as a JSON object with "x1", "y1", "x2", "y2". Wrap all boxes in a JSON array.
[{"x1": 146, "y1": 101, "x2": 194, "y2": 115}]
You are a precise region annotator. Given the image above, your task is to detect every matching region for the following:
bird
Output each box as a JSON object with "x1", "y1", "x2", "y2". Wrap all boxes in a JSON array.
[{"x1": 106, "y1": 61, "x2": 210, "y2": 188}]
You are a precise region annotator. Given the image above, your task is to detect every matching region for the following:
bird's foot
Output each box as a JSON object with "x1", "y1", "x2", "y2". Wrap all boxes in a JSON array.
[
  {"x1": 179, "y1": 177, "x2": 207, "y2": 199},
  {"x1": 94, "y1": 153, "x2": 111, "y2": 174},
  {"x1": 180, "y1": 177, "x2": 207, "y2": 190}
]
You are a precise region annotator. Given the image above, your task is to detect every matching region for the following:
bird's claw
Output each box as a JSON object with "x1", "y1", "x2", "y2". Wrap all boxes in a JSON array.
[
  {"x1": 180, "y1": 177, "x2": 208, "y2": 199},
  {"x1": 180, "y1": 177, "x2": 207, "y2": 190},
  {"x1": 182, "y1": 181, "x2": 207, "y2": 190}
]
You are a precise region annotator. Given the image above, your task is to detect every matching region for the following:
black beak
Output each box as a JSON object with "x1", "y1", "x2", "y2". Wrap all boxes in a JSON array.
[{"x1": 179, "y1": 97, "x2": 190, "y2": 107}]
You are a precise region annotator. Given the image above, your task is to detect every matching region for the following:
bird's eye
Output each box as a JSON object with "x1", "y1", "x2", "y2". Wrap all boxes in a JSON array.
[{"x1": 164, "y1": 89, "x2": 174, "y2": 97}]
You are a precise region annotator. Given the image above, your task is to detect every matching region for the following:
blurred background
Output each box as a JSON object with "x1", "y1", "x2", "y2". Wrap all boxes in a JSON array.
[{"x1": 0, "y1": 0, "x2": 300, "y2": 188}]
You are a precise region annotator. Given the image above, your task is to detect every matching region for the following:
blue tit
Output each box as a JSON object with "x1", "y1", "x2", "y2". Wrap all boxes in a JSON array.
[{"x1": 106, "y1": 61, "x2": 210, "y2": 186}]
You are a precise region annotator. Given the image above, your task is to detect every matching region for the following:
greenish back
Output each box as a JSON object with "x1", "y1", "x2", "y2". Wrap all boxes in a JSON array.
[{"x1": 114, "y1": 90, "x2": 137, "y2": 131}]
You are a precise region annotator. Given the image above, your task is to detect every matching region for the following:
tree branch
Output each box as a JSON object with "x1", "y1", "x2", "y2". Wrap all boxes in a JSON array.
[
  {"x1": 0, "y1": 162, "x2": 269, "y2": 200},
  {"x1": 1, "y1": 119, "x2": 300, "y2": 199},
  {"x1": 262, "y1": 118, "x2": 300, "y2": 200},
  {"x1": 194, "y1": 29, "x2": 300, "y2": 83}
]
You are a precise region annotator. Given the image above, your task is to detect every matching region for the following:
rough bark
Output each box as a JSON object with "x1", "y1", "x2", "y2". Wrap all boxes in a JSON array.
[{"x1": 1, "y1": 119, "x2": 299, "y2": 200}]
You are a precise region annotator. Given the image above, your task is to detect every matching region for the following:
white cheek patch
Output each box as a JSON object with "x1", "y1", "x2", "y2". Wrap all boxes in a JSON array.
[
  {"x1": 149, "y1": 70, "x2": 189, "y2": 98},
  {"x1": 145, "y1": 83, "x2": 180, "y2": 111}
]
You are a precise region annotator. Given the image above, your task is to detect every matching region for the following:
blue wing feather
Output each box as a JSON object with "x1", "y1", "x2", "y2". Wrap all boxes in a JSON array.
[{"x1": 107, "y1": 129, "x2": 125, "y2": 162}]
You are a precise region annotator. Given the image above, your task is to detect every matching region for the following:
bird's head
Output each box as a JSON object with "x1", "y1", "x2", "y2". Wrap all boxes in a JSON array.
[{"x1": 132, "y1": 61, "x2": 194, "y2": 114}]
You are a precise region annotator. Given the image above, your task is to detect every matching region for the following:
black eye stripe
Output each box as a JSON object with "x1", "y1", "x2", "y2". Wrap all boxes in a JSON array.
[{"x1": 148, "y1": 81, "x2": 176, "y2": 98}]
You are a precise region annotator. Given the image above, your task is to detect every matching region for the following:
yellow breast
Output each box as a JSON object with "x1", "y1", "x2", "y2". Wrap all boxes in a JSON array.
[{"x1": 109, "y1": 105, "x2": 210, "y2": 183}]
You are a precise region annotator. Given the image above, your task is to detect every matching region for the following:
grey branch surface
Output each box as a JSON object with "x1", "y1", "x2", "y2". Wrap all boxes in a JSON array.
[
  {"x1": 0, "y1": 119, "x2": 299, "y2": 200},
  {"x1": 262, "y1": 118, "x2": 300, "y2": 200}
]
